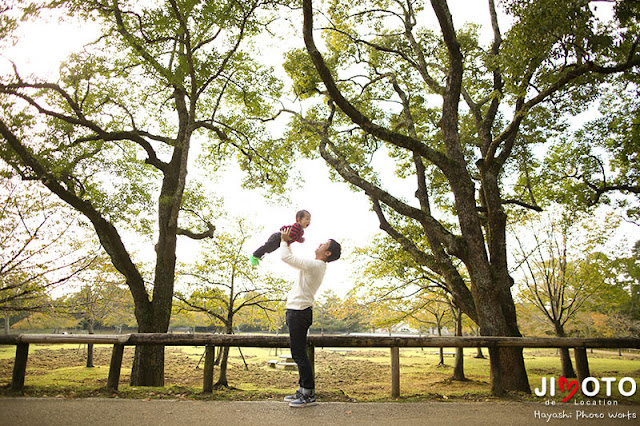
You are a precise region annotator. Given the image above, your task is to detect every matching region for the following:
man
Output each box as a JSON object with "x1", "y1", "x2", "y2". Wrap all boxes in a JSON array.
[{"x1": 279, "y1": 227, "x2": 341, "y2": 408}]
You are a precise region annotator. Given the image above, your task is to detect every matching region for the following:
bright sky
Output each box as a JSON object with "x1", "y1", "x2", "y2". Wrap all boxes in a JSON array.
[
  {"x1": 2, "y1": 2, "x2": 631, "y2": 299},
  {"x1": 207, "y1": 158, "x2": 379, "y2": 297}
]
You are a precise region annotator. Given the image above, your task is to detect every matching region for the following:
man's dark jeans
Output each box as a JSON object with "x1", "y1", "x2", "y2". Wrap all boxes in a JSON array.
[{"x1": 286, "y1": 307, "x2": 314, "y2": 390}]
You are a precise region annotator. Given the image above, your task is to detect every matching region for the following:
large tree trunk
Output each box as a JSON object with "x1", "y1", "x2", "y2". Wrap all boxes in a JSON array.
[
  {"x1": 129, "y1": 91, "x2": 191, "y2": 386},
  {"x1": 131, "y1": 345, "x2": 165, "y2": 386},
  {"x1": 472, "y1": 162, "x2": 531, "y2": 394},
  {"x1": 130, "y1": 298, "x2": 169, "y2": 386},
  {"x1": 497, "y1": 283, "x2": 531, "y2": 393},
  {"x1": 129, "y1": 272, "x2": 175, "y2": 386},
  {"x1": 470, "y1": 263, "x2": 531, "y2": 394},
  {"x1": 129, "y1": 280, "x2": 172, "y2": 386},
  {"x1": 495, "y1": 347, "x2": 529, "y2": 394},
  {"x1": 454, "y1": 243, "x2": 529, "y2": 393}
]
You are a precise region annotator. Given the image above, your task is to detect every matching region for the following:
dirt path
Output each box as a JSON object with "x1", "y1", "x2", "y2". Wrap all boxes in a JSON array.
[{"x1": 1, "y1": 398, "x2": 638, "y2": 425}]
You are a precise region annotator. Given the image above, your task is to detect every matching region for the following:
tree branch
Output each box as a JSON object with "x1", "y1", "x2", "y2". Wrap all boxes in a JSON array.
[
  {"x1": 0, "y1": 119, "x2": 151, "y2": 312},
  {"x1": 302, "y1": 0, "x2": 453, "y2": 172},
  {"x1": 176, "y1": 222, "x2": 215, "y2": 240}
]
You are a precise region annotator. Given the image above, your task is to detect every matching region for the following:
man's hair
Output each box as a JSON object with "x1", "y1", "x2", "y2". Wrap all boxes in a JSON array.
[
  {"x1": 296, "y1": 209, "x2": 310, "y2": 221},
  {"x1": 326, "y1": 239, "x2": 341, "y2": 263}
]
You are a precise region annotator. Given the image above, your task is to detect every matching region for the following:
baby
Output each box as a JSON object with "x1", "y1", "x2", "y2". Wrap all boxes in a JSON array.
[{"x1": 250, "y1": 210, "x2": 311, "y2": 265}]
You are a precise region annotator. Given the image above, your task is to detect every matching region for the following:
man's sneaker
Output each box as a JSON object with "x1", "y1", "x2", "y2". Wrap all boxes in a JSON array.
[
  {"x1": 288, "y1": 393, "x2": 317, "y2": 408},
  {"x1": 283, "y1": 390, "x2": 303, "y2": 402},
  {"x1": 249, "y1": 255, "x2": 260, "y2": 266}
]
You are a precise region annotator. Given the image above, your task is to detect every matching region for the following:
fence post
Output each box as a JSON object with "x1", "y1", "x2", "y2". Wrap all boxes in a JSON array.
[
  {"x1": 11, "y1": 343, "x2": 29, "y2": 391},
  {"x1": 307, "y1": 343, "x2": 315, "y2": 376},
  {"x1": 391, "y1": 346, "x2": 400, "y2": 398},
  {"x1": 203, "y1": 345, "x2": 215, "y2": 393},
  {"x1": 574, "y1": 347, "x2": 593, "y2": 393},
  {"x1": 107, "y1": 344, "x2": 125, "y2": 392}
]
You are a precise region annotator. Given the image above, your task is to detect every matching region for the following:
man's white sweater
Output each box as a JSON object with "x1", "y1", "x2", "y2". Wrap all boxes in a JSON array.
[{"x1": 280, "y1": 241, "x2": 327, "y2": 310}]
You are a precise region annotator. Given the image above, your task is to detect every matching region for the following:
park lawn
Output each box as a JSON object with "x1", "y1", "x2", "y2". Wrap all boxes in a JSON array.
[
  {"x1": 0, "y1": 344, "x2": 638, "y2": 404},
  {"x1": 26, "y1": 365, "x2": 112, "y2": 389},
  {"x1": 0, "y1": 346, "x2": 14, "y2": 360}
]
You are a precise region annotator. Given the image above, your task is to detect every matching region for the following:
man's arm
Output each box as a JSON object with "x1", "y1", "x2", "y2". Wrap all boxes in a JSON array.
[{"x1": 280, "y1": 229, "x2": 315, "y2": 271}]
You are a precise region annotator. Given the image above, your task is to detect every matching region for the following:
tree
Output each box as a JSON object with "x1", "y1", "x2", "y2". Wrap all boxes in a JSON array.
[
  {"x1": 407, "y1": 293, "x2": 453, "y2": 366},
  {"x1": 169, "y1": 309, "x2": 209, "y2": 332},
  {"x1": 63, "y1": 254, "x2": 133, "y2": 367},
  {"x1": 174, "y1": 220, "x2": 286, "y2": 388},
  {"x1": 352, "y1": 232, "x2": 464, "y2": 372},
  {"x1": 288, "y1": 0, "x2": 640, "y2": 394},
  {"x1": 313, "y1": 290, "x2": 368, "y2": 333},
  {"x1": 541, "y1": 28, "x2": 640, "y2": 224},
  {"x1": 313, "y1": 290, "x2": 343, "y2": 334},
  {"x1": 0, "y1": 174, "x2": 96, "y2": 326},
  {"x1": 605, "y1": 240, "x2": 640, "y2": 321},
  {"x1": 591, "y1": 312, "x2": 638, "y2": 338},
  {"x1": 516, "y1": 301, "x2": 554, "y2": 337},
  {"x1": 564, "y1": 239, "x2": 640, "y2": 339},
  {"x1": 1, "y1": 0, "x2": 290, "y2": 386},
  {"x1": 513, "y1": 209, "x2": 618, "y2": 377},
  {"x1": 12, "y1": 309, "x2": 79, "y2": 331}
]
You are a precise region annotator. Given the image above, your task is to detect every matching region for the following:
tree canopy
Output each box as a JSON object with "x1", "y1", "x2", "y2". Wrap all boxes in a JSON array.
[
  {"x1": 0, "y1": 0, "x2": 294, "y2": 386},
  {"x1": 283, "y1": 0, "x2": 640, "y2": 394}
]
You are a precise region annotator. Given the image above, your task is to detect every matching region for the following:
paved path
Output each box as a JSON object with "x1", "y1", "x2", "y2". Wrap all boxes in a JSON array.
[{"x1": 1, "y1": 398, "x2": 638, "y2": 425}]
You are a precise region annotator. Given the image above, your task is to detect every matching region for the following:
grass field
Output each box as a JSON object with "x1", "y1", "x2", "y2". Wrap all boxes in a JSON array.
[{"x1": 0, "y1": 343, "x2": 638, "y2": 404}]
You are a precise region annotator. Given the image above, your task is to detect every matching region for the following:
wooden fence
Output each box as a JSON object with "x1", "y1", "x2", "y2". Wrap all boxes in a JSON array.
[{"x1": 1, "y1": 334, "x2": 639, "y2": 397}]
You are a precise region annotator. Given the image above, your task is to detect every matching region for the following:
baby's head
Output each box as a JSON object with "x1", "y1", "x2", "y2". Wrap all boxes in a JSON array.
[{"x1": 296, "y1": 209, "x2": 311, "y2": 228}]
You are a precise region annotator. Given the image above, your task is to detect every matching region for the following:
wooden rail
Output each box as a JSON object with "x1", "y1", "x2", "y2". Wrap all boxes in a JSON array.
[{"x1": 1, "y1": 334, "x2": 639, "y2": 397}]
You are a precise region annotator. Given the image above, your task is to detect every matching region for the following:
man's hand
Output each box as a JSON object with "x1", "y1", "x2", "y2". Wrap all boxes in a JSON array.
[{"x1": 281, "y1": 227, "x2": 292, "y2": 243}]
